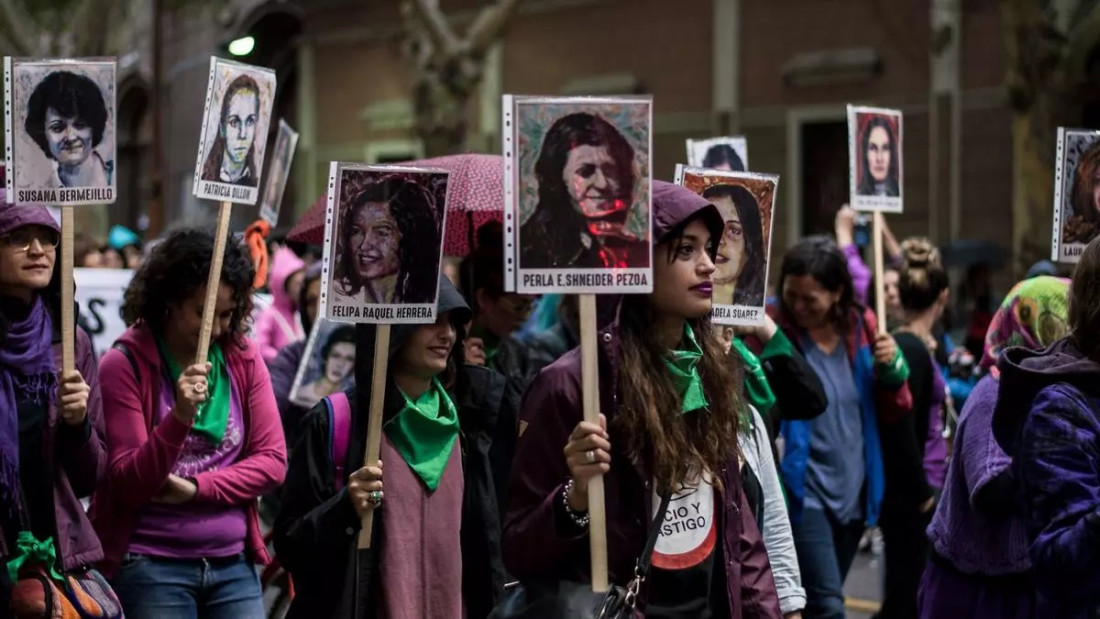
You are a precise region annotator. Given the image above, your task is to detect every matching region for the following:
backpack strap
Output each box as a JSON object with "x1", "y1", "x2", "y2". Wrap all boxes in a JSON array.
[
  {"x1": 113, "y1": 342, "x2": 140, "y2": 387},
  {"x1": 326, "y1": 391, "x2": 353, "y2": 492}
]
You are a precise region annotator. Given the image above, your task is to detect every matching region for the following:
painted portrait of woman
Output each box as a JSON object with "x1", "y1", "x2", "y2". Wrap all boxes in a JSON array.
[
  {"x1": 332, "y1": 176, "x2": 442, "y2": 305},
  {"x1": 1065, "y1": 137, "x2": 1100, "y2": 245},
  {"x1": 702, "y1": 183, "x2": 766, "y2": 308},
  {"x1": 201, "y1": 74, "x2": 261, "y2": 187},
  {"x1": 856, "y1": 115, "x2": 900, "y2": 197},
  {"x1": 24, "y1": 70, "x2": 112, "y2": 189},
  {"x1": 519, "y1": 112, "x2": 648, "y2": 269},
  {"x1": 292, "y1": 324, "x2": 355, "y2": 407}
]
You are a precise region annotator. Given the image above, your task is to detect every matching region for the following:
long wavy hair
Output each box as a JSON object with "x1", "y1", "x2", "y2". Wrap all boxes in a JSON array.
[
  {"x1": 201, "y1": 75, "x2": 260, "y2": 186},
  {"x1": 612, "y1": 225, "x2": 744, "y2": 493},
  {"x1": 333, "y1": 177, "x2": 441, "y2": 304},
  {"x1": 702, "y1": 183, "x2": 766, "y2": 307},
  {"x1": 1070, "y1": 235, "x2": 1100, "y2": 359},
  {"x1": 121, "y1": 226, "x2": 256, "y2": 347}
]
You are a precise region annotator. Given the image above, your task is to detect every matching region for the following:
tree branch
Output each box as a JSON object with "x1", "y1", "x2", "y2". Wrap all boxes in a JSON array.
[
  {"x1": 465, "y1": 0, "x2": 521, "y2": 53},
  {"x1": 408, "y1": 0, "x2": 462, "y2": 58}
]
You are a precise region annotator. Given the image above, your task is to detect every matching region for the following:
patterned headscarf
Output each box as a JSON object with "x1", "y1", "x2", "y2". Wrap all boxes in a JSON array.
[{"x1": 980, "y1": 275, "x2": 1070, "y2": 373}]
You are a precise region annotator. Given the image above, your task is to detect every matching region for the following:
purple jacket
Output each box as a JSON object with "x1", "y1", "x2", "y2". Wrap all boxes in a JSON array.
[
  {"x1": 503, "y1": 323, "x2": 781, "y2": 618},
  {"x1": 927, "y1": 374, "x2": 1030, "y2": 575},
  {"x1": 0, "y1": 328, "x2": 107, "y2": 571},
  {"x1": 992, "y1": 339, "x2": 1100, "y2": 618}
]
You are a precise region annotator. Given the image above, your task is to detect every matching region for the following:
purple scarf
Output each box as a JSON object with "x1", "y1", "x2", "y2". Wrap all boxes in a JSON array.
[{"x1": 0, "y1": 296, "x2": 57, "y2": 523}]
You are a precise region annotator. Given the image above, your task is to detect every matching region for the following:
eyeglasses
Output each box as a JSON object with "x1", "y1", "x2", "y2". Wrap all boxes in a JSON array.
[{"x1": 0, "y1": 227, "x2": 60, "y2": 253}]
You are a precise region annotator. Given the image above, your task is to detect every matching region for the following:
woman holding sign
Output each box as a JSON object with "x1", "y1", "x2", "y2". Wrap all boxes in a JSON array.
[
  {"x1": 0, "y1": 197, "x2": 110, "y2": 612},
  {"x1": 503, "y1": 181, "x2": 781, "y2": 617},
  {"x1": 91, "y1": 228, "x2": 286, "y2": 619},
  {"x1": 274, "y1": 275, "x2": 508, "y2": 618},
  {"x1": 769, "y1": 237, "x2": 912, "y2": 619}
]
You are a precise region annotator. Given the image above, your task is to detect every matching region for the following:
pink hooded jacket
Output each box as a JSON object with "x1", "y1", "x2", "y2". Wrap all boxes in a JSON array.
[{"x1": 253, "y1": 246, "x2": 305, "y2": 361}]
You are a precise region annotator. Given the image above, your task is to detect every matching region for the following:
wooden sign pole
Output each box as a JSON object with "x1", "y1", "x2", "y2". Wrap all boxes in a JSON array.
[
  {"x1": 872, "y1": 212, "x2": 887, "y2": 335},
  {"x1": 59, "y1": 207, "x2": 75, "y2": 374},
  {"x1": 357, "y1": 324, "x2": 391, "y2": 549},
  {"x1": 579, "y1": 293, "x2": 608, "y2": 592},
  {"x1": 195, "y1": 201, "x2": 233, "y2": 365}
]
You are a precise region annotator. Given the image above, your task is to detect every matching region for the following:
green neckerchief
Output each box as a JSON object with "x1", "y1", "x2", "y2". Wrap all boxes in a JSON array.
[
  {"x1": 731, "y1": 337, "x2": 777, "y2": 415},
  {"x1": 470, "y1": 325, "x2": 502, "y2": 367},
  {"x1": 155, "y1": 332, "x2": 231, "y2": 445},
  {"x1": 664, "y1": 324, "x2": 709, "y2": 414},
  {"x1": 385, "y1": 378, "x2": 460, "y2": 491},
  {"x1": 5, "y1": 532, "x2": 62, "y2": 583}
]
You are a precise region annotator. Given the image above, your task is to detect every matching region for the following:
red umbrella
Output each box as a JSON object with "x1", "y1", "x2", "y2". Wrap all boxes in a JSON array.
[
  {"x1": 286, "y1": 153, "x2": 503, "y2": 256},
  {"x1": 286, "y1": 192, "x2": 328, "y2": 246}
]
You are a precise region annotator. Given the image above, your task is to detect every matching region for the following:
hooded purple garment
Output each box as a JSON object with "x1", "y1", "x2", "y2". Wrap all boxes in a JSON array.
[
  {"x1": 0, "y1": 196, "x2": 61, "y2": 524},
  {"x1": 504, "y1": 181, "x2": 782, "y2": 618}
]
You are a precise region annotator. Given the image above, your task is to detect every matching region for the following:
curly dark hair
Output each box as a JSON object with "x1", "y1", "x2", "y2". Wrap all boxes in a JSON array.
[
  {"x1": 25, "y1": 71, "x2": 108, "y2": 161},
  {"x1": 333, "y1": 176, "x2": 442, "y2": 304},
  {"x1": 121, "y1": 227, "x2": 256, "y2": 346},
  {"x1": 520, "y1": 112, "x2": 636, "y2": 268},
  {"x1": 702, "y1": 183, "x2": 766, "y2": 307}
]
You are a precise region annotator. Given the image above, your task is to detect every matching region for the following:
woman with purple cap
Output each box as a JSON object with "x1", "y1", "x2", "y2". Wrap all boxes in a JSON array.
[{"x1": 0, "y1": 192, "x2": 108, "y2": 610}]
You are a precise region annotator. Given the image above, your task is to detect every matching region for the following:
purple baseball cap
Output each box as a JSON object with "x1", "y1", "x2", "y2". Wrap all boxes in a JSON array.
[{"x1": 0, "y1": 188, "x2": 59, "y2": 237}]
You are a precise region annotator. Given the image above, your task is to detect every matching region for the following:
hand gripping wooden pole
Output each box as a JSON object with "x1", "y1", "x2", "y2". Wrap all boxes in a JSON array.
[
  {"x1": 357, "y1": 324, "x2": 391, "y2": 549},
  {"x1": 195, "y1": 202, "x2": 233, "y2": 365},
  {"x1": 579, "y1": 293, "x2": 609, "y2": 592}
]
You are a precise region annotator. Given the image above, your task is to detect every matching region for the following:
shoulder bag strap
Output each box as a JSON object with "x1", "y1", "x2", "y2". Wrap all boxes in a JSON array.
[
  {"x1": 634, "y1": 491, "x2": 673, "y2": 578},
  {"x1": 327, "y1": 391, "x2": 353, "y2": 491}
]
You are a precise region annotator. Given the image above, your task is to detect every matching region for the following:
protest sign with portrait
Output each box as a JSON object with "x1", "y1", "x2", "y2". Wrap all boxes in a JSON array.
[
  {"x1": 319, "y1": 163, "x2": 449, "y2": 324},
  {"x1": 289, "y1": 318, "x2": 357, "y2": 408},
  {"x1": 848, "y1": 105, "x2": 903, "y2": 213},
  {"x1": 504, "y1": 95, "x2": 653, "y2": 294},
  {"x1": 4, "y1": 57, "x2": 116, "y2": 206},
  {"x1": 191, "y1": 57, "x2": 277, "y2": 206},
  {"x1": 686, "y1": 136, "x2": 748, "y2": 172},
  {"x1": 675, "y1": 165, "x2": 777, "y2": 326},
  {"x1": 259, "y1": 119, "x2": 299, "y2": 226},
  {"x1": 1052, "y1": 127, "x2": 1100, "y2": 263}
]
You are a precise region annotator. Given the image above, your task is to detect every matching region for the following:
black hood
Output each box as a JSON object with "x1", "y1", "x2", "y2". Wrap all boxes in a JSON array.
[{"x1": 992, "y1": 337, "x2": 1100, "y2": 457}]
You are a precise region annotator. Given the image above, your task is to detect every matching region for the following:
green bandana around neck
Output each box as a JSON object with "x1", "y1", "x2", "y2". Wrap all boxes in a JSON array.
[
  {"x1": 5, "y1": 532, "x2": 62, "y2": 583},
  {"x1": 385, "y1": 378, "x2": 461, "y2": 491},
  {"x1": 664, "y1": 324, "x2": 709, "y2": 414},
  {"x1": 730, "y1": 337, "x2": 777, "y2": 415},
  {"x1": 156, "y1": 332, "x2": 232, "y2": 445}
]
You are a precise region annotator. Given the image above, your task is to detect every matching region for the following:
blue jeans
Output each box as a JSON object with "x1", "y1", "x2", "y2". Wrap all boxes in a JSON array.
[
  {"x1": 111, "y1": 552, "x2": 265, "y2": 619},
  {"x1": 794, "y1": 507, "x2": 866, "y2": 619}
]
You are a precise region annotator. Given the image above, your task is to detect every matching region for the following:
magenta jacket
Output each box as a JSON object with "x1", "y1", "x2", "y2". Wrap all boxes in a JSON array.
[
  {"x1": 89, "y1": 322, "x2": 286, "y2": 577},
  {"x1": 504, "y1": 320, "x2": 782, "y2": 618}
]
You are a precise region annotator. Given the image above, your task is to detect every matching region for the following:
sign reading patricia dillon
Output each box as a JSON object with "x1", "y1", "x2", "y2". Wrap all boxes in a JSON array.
[
  {"x1": 1052, "y1": 127, "x2": 1100, "y2": 263},
  {"x1": 847, "y1": 105, "x2": 903, "y2": 214},
  {"x1": 319, "y1": 163, "x2": 449, "y2": 324},
  {"x1": 686, "y1": 136, "x2": 749, "y2": 172},
  {"x1": 191, "y1": 57, "x2": 277, "y2": 206},
  {"x1": 259, "y1": 119, "x2": 299, "y2": 226},
  {"x1": 4, "y1": 57, "x2": 117, "y2": 206},
  {"x1": 675, "y1": 165, "x2": 777, "y2": 326},
  {"x1": 505, "y1": 95, "x2": 654, "y2": 294}
]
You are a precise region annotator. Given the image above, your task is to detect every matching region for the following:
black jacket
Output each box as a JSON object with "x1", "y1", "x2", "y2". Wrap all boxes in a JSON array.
[{"x1": 273, "y1": 278, "x2": 508, "y2": 619}]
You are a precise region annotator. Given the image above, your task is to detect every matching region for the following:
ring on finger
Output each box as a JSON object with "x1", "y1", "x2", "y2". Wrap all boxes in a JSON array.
[
  {"x1": 194, "y1": 382, "x2": 207, "y2": 394},
  {"x1": 368, "y1": 490, "x2": 384, "y2": 506},
  {"x1": 584, "y1": 449, "x2": 596, "y2": 464}
]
